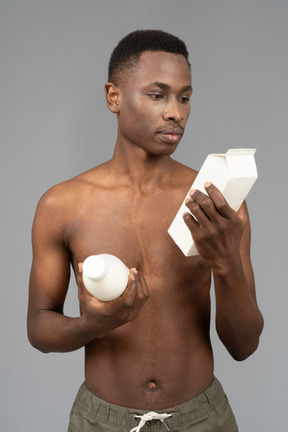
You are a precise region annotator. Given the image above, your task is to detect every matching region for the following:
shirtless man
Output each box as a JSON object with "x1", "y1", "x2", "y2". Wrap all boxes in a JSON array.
[{"x1": 27, "y1": 30, "x2": 264, "y2": 431}]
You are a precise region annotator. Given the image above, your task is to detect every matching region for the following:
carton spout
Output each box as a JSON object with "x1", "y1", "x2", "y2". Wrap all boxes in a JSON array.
[{"x1": 226, "y1": 149, "x2": 258, "y2": 178}]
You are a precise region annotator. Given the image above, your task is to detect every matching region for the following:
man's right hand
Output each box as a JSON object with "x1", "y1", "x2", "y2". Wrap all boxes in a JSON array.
[{"x1": 77, "y1": 265, "x2": 149, "y2": 339}]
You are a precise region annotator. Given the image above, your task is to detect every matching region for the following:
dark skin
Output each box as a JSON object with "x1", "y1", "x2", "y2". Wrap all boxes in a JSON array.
[{"x1": 27, "y1": 51, "x2": 264, "y2": 409}]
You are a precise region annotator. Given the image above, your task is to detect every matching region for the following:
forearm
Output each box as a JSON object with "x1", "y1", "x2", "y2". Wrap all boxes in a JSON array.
[
  {"x1": 27, "y1": 310, "x2": 95, "y2": 353},
  {"x1": 212, "y1": 257, "x2": 264, "y2": 361}
]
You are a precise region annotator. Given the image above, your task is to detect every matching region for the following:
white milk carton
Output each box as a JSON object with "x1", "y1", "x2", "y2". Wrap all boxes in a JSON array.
[{"x1": 168, "y1": 149, "x2": 258, "y2": 256}]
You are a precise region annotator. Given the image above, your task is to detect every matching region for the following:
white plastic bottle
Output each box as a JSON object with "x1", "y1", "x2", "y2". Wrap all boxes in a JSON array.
[{"x1": 82, "y1": 254, "x2": 130, "y2": 301}]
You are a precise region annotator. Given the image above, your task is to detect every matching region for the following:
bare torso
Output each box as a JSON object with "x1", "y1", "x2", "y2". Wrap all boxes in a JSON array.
[
  {"x1": 28, "y1": 48, "x2": 263, "y2": 413},
  {"x1": 65, "y1": 160, "x2": 213, "y2": 409}
]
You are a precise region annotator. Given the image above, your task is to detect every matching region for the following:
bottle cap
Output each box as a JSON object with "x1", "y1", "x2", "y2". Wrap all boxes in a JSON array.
[{"x1": 83, "y1": 255, "x2": 107, "y2": 280}]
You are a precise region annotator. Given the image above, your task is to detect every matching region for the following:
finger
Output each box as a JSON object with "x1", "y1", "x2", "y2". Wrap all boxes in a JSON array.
[
  {"x1": 204, "y1": 182, "x2": 234, "y2": 218},
  {"x1": 135, "y1": 273, "x2": 150, "y2": 304},
  {"x1": 76, "y1": 264, "x2": 86, "y2": 292},
  {"x1": 120, "y1": 269, "x2": 139, "y2": 307},
  {"x1": 237, "y1": 200, "x2": 248, "y2": 224},
  {"x1": 139, "y1": 275, "x2": 149, "y2": 298},
  {"x1": 77, "y1": 262, "x2": 92, "y2": 293},
  {"x1": 185, "y1": 195, "x2": 212, "y2": 229},
  {"x1": 130, "y1": 269, "x2": 149, "y2": 302},
  {"x1": 188, "y1": 189, "x2": 220, "y2": 223},
  {"x1": 183, "y1": 210, "x2": 200, "y2": 234}
]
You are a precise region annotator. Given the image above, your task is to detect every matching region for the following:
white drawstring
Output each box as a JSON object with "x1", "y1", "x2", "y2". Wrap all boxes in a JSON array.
[{"x1": 130, "y1": 411, "x2": 172, "y2": 432}]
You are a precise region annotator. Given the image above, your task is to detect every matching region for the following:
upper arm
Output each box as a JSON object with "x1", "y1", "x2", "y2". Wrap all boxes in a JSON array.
[{"x1": 28, "y1": 188, "x2": 71, "y2": 324}]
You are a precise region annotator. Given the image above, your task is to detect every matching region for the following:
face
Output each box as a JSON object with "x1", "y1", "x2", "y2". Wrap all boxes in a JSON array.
[{"x1": 107, "y1": 51, "x2": 192, "y2": 157}]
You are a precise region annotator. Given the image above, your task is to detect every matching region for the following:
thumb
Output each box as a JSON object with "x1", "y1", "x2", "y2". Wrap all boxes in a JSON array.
[{"x1": 237, "y1": 201, "x2": 249, "y2": 224}]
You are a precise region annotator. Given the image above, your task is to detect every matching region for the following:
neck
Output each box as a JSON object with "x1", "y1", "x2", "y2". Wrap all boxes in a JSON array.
[{"x1": 109, "y1": 140, "x2": 176, "y2": 192}]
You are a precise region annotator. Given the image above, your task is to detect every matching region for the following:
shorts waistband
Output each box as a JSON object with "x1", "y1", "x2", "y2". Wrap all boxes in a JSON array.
[{"x1": 72, "y1": 377, "x2": 227, "y2": 430}]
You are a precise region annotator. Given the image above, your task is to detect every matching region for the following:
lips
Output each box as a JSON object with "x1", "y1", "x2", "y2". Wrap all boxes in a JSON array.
[
  {"x1": 156, "y1": 127, "x2": 184, "y2": 144},
  {"x1": 157, "y1": 127, "x2": 183, "y2": 135}
]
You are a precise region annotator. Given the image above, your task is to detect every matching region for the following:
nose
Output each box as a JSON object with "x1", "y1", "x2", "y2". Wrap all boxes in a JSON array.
[{"x1": 163, "y1": 97, "x2": 184, "y2": 123}]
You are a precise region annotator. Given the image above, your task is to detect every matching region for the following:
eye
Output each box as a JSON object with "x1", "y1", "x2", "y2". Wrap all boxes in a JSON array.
[
  {"x1": 178, "y1": 96, "x2": 190, "y2": 104},
  {"x1": 148, "y1": 92, "x2": 164, "y2": 100}
]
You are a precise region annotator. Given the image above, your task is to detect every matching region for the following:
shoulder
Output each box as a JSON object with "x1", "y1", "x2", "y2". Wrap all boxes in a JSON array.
[
  {"x1": 38, "y1": 163, "x2": 109, "y2": 209},
  {"x1": 33, "y1": 163, "x2": 110, "y2": 231},
  {"x1": 171, "y1": 160, "x2": 198, "y2": 188},
  {"x1": 36, "y1": 178, "x2": 80, "y2": 217}
]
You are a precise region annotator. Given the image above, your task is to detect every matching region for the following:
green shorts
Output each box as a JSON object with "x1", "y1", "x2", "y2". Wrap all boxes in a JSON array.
[{"x1": 68, "y1": 377, "x2": 238, "y2": 431}]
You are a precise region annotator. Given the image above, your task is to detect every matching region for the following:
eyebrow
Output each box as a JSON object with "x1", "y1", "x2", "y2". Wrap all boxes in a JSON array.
[{"x1": 152, "y1": 82, "x2": 193, "y2": 92}]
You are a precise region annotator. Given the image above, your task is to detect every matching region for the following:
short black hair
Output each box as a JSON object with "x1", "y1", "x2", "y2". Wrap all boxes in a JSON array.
[{"x1": 108, "y1": 29, "x2": 190, "y2": 85}]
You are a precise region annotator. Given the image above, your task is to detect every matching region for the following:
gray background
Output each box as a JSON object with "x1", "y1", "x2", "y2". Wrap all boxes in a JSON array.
[{"x1": 0, "y1": 0, "x2": 287, "y2": 430}]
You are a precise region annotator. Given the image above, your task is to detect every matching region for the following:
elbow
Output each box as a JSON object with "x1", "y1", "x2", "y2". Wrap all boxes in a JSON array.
[
  {"x1": 226, "y1": 315, "x2": 265, "y2": 362},
  {"x1": 29, "y1": 340, "x2": 50, "y2": 354},
  {"x1": 229, "y1": 339, "x2": 260, "y2": 361},
  {"x1": 27, "y1": 310, "x2": 54, "y2": 353},
  {"x1": 27, "y1": 326, "x2": 50, "y2": 354},
  {"x1": 230, "y1": 322, "x2": 264, "y2": 361}
]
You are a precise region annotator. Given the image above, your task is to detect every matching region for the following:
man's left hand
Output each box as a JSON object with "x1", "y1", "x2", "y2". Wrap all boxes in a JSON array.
[{"x1": 183, "y1": 182, "x2": 246, "y2": 267}]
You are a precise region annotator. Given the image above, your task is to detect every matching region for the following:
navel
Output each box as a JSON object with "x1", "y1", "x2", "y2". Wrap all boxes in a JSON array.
[{"x1": 147, "y1": 380, "x2": 157, "y2": 391}]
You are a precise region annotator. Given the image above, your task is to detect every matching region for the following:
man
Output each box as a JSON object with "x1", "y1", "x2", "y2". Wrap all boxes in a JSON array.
[{"x1": 27, "y1": 30, "x2": 264, "y2": 431}]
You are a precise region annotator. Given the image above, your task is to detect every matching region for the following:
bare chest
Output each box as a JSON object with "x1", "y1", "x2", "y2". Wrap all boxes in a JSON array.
[{"x1": 67, "y1": 188, "x2": 208, "y2": 280}]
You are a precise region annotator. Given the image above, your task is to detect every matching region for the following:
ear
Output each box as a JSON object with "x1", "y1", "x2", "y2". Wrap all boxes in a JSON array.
[{"x1": 105, "y1": 82, "x2": 121, "y2": 113}]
